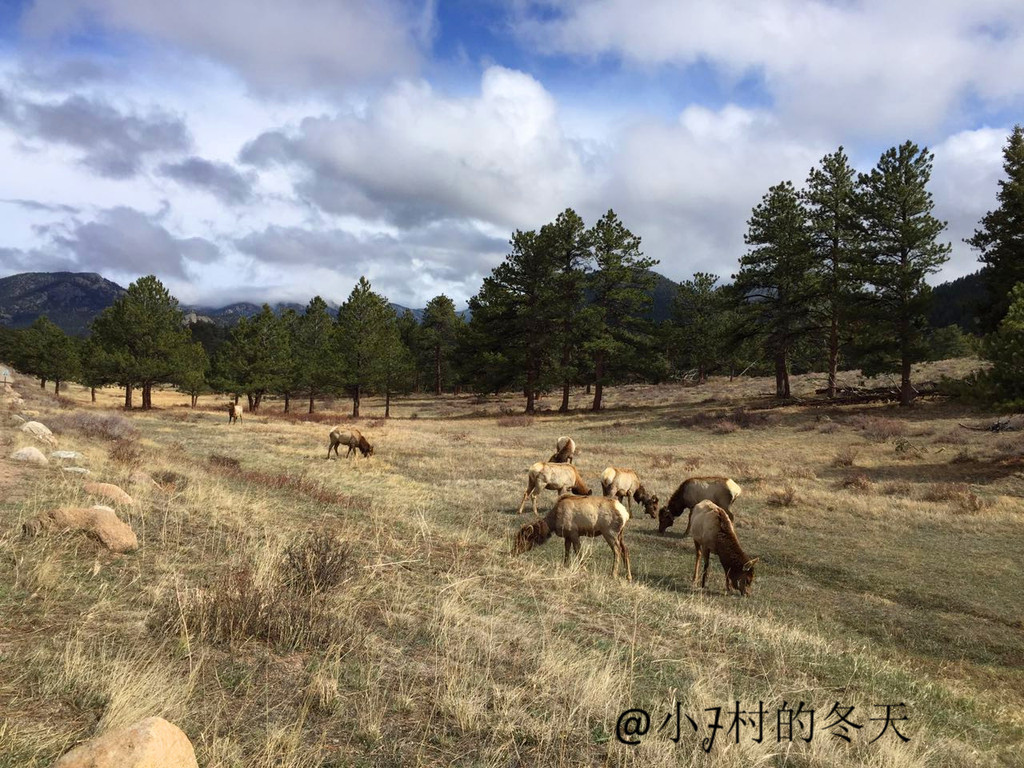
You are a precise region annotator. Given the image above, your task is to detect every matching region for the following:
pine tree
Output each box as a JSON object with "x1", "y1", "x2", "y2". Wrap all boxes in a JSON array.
[
  {"x1": 373, "y1": 311, "x2": 416, "y2": 417},
  {"x1": 857, "y1": 141, "x2": 950, "y2": 406},
  {"x1": 175, "y1": 341, "x2": 210, "y2": 408},
  {"x1": 540, "y1": 209, "x2": 590, "y2": 412},
  {"x1": 216, "y1": 305, "x2": 292, "y2": 412},
  {"x1": 583, "y1": 209, "x2": 657, "y2": 410},
  {"x1": 421, "y1": 295, "x2": 461, "y2": 395},
  {"x1": 671, "y1": 272, "x2": 726, "y2": 384},
  {"x1": 336, "y1": 277, "x2": 393, "y2": 417},
  {"x1": 734, "y1": 181, "x2": 818, "y2": 398},
  {"x1": 804, "y1": 147, "x2": 861, "y2": 397},
  {"x1": 90, "y1": 275, "x2": 193, "y2": 409},
  {"x1": 468, "y1": 228, "x2": 560, "y2": 412},
  {"x1": 982, "y1": 282, "x2": 1024, "y2": 404},
  {"x1": 294, "y1": 296, "x2": 338, "y2": 413},
  {"x1": 967, "y1": 125, "x2": 1024, "y2": 331},
  {"x1": 24, "y1": 316, "x2": 80, "y2": 393}
]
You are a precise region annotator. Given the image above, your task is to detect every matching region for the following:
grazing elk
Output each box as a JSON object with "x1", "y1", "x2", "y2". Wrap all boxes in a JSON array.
[
  {"x1": 513, "y1": 494, "x2": 631, "y2": 580},
  {"x1": 548, "y1": 436, "x2": 579, "y2": 464},
  {"x1": 517, "y1": 461, "x2": 591, "y2": 515},
  {"x1": 656, "y1": 477, "x2": 742, "y2": 535},
  {"x1": 600, "y1": 466, "x2": 658, "y2": 517},
  {"x1": 228, "y1": 403, "x2": 243, "y2": 424},
  {"x1": 327, "y1": 427, "x2": 374, "y2": 459},
  {"x1": 688, "y1": 500, "x2": 757, "y2": 596}
]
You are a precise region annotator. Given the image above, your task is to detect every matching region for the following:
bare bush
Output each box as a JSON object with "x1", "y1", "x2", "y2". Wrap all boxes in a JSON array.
[
  {"x1": 649, "y1": 453, "x2": 674, "y2": 469},
  {"x1": 108, "y1": 438, "x2": 143, "y2": 468},
  {"x1": 839, "y1": 473, "x2": 872, "y2": 491},
  {"x1": 922, "y1": 483, "x2": 990, "y2": 514},
  {"x1": 767, "y1": 484, "x2": 797, "y2": 507},
  {"x1": 47, "y1": 411, "x2": 137, "y2": 441},
  {"x1": 208, "y1": 454, "x2": 242, "y2": 471},
  {"x1": 832, "y1": 447, "x2": 859, "y2": 467},
  {"x1": 852, "y1": 416, "x2": 907, "y2": 442},
  {"x1": 680, "y1": 406, "x2": 773, "y2": 432},
  {"x1": 282, "y1": 531, "x2": 354, "y2": 595},
  {"x1": 496, "y1": 415, "x2": 534, "y2": 428}
]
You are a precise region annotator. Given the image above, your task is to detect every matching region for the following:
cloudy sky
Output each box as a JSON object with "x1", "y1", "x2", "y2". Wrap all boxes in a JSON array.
[{"x1": 0, "y1": 0, "x2": 1020, "y2": 309}]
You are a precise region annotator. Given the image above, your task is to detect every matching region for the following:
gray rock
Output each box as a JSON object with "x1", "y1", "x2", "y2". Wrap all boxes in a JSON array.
[
  {"x1": 51, "y1": 450, "x2": 83, "y2": 460},
  {"x1": 10, "y1": 446, "x2": 48, "y2": 465}
]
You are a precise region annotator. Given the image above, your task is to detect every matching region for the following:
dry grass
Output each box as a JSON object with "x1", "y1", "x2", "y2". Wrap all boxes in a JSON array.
[{"x1": 1, "y1": 358, "x2": 1022, "y2": 767}]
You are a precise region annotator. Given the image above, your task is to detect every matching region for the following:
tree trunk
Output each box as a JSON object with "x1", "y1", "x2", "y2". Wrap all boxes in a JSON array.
[
  {"x1": 591, "y1": 352, "x2": 605, "y2": 412},
  {"x1": 698, "y1": 363, "x2": 706, "y2": 385},
  {"x1": 434, "y1": 344, "x2": 442, "y2": 395},
  {"x1": 352, "y1": 384, "x2": 360, "y2": 418},
  {"x1": 774, "y1": 353, "x2": 790, "y2": 398},
  {"x1": 54, "y1": 379, "x2": 60, "y2": 394},
  {"x1": 142, "y1": 384, "x2": 152, "y2": 409},
  {"x1": 90, "y1": 387, "x2": 96, "y2": 403},
  {"x1": 283, "y1": 393, "x2": 290, "y2": 413},
  {"x1": 247, "y1": 393, "x2": 256, "y2": 412},
  {"x1": 585, "y1": 383, "x2": 591, "y2": 395},
  {"x1": 900, "y1": 316, "x2": 914, "y2": 407},
  {"x1": 124, "y1": 385, "x2": 133, "y2": 409},
  {"x1": 827, "y1": 313, "x2": 839, "y2": 398},
  {"x1": 308, "y1": 394, "x2": 315, "y2": 414},
  {"x1": 385, "y1": 389, "x2": 391, "y2": 418},
  {"x1": 40, "y1": 378, "x2": 46, "y2": 389},
  {"x1": 191, "y1": 394, "x2": 198, "y2": 408},
  {"x1": 254, "y1": 393, "x2": 263, "y2": 411},
  {"x1": 524, "y1": 367, "x2": 536, "y2": 414}
]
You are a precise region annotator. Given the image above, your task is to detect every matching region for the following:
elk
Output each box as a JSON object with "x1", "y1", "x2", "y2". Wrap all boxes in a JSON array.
[
  {"x1": 327, "y1": 427, "x2": 374, "y2": 459},
  {"x1": 517, "y1": 461, "x2": 591, "y2": 515},
  {"x1": 656, "y1": 477, "x2": 742, "y2": 534},
  {"x1": 688, "y1": 500, "x2": 757, "y2": 596},
  {"x1": 512, "y1": 494, "x2": 631, "y2": 580},
  {"x1": 600, "y1": 466, "x2": 658, "y2": 517}
]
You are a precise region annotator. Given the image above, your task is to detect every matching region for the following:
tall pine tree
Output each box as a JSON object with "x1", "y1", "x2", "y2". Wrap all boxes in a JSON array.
[
  {"x1": 734, "y1": 181, "x2": 818, "y2": 398},
  {"x1": 336, "y1": 277, "x2": 393, "y2": 417},
  {"x1": 857, "y1": 141, "x2": 950, "y2": 406},
  {"x1": 804, "y1": 147, "x2": 861, "y2": 397},
  {"x1": 966, "y1": 125, "x2": 1024, "y2": 331},
  {"x1": 583, "y1": 209, "x2": 657, "y2": 410}
]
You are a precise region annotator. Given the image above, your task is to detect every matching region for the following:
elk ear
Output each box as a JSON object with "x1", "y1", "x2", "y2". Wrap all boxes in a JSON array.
[{"x1": 743, "y1": 558, "x2": 759, "y2": 571}]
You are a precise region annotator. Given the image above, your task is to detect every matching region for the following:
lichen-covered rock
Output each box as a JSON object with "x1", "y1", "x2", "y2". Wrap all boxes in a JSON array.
[
  {"x1": 52, "y1": 716, "x2": 198, "y2": 768},
  {"x1": 83, "y1": 482, "x2": 134, "y2": 506},
  {"x1": 21, "y1": 421, "x2": 57, "y2": 446},
  {"x1": 24, "y1": 505, "x2": 138, "y2": 553},
  {"x1": 51, "y1": 450, "x2": 83, "y2": 461},
  {"x1": 61, "y1": 467, "x2": 91, "y2": 475},
  {"x1": 10, "y1": 446, "x2": 48, "y2": 465}
]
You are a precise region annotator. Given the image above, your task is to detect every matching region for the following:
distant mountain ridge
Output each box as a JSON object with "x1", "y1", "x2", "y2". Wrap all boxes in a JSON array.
[{"x1": 0, "y1": 272, "x2": 458, "y2": 334}]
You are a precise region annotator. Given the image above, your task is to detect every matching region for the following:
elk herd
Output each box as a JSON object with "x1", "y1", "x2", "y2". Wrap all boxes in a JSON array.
[
  {"x1": 226, "y1": 402, "x2": 752, "y2": 596},
  {"x1": 513, "y1": 436, "x2": 758, "y2": 596}
]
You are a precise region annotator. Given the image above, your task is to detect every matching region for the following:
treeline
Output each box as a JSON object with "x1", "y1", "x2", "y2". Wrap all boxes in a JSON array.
[{"x1": 3, "y1": 128, "x2": 1022, "y2": 413}]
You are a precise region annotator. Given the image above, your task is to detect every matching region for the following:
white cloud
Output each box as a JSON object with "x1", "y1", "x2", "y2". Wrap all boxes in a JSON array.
[
  {"x1": 515, "y1": 0, "x2": 1024, "y2": 139},
  {"x1": 20, "y1": 0, "x2": 425, "y2": 95}
]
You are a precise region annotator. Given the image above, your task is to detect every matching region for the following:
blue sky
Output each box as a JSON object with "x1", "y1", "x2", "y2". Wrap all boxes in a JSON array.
[{"x1": 0, "y1": 0, "x2": 1021, "y2": 308}]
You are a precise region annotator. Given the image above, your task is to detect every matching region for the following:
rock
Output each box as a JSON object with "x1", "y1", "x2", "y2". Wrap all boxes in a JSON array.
[
  {"x1": 10, "y1": 446, "x2": 48, "y2": 465},
  {"x1": 83, "y1": 482, "x2": 134, "y2": 506},
  {"x1": 52, "y1": 716, "x2": 198, "y2": 768},
  {"x1": 61, "y1": 467, "x2": 91, "y2": 475},
  {"x1": 25, "y1": 505, "x2": 138, "y2": 553},
  {"x1": 51, "y1": 450, "x2": 83, "y2": 461},
  {"x1": 21, "y1": 421, "x2": 57, "y2": 447}
]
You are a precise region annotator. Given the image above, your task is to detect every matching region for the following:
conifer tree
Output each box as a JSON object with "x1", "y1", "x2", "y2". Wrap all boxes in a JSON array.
[
  {"x1": 583, "y1": 209, "x2": 657, "y2": 410},
  {"x1": 336, "y1": 277, "x2": 393, "y2": 417},
  {"x1": 421, "y1": 295, "x2": 461, "y2": 395},
  {"x1": 216, "y1": 305, "x2": 291, "y2": 412},
  {"x1": 804, "y1": 147, "x2": 861, "y2": 397},
  {"x1": 967, "y1": 125, "x2": 1024, "y2": 331},
  {"x1": 90, "y1": 275, "x2": 192, "y2": 409},
  {"x1": 734, "y1": 181, "x2": 817, "y2": 398},
  {"x1": 672, "y1": 272, "x2": 725, "y2": 384},
  {"x1": 294, "y1": 296, "x2": 338, "y2": 413},
  {"x1": 857, "y1": 141, "x2": 950, "y2": 406}
]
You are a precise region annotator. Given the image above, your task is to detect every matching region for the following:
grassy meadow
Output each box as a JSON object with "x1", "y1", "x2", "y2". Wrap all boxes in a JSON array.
[{"x1": 1, "y1": 359, "x2": 1022, "y2": 767}]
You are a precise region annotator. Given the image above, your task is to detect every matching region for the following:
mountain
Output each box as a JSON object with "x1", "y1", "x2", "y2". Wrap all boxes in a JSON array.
[
  {"x1": 0, "y1": 272, "x2": 125, "y2": 335},
  {"x1": 930, "y1": 270, "x2": 986, "y2": 333}
]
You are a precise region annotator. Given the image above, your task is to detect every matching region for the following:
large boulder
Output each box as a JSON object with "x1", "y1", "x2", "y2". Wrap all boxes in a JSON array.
[
  {"x1": 52, "y1": 716, "x2": 198, "y2": 768},
  {"x1": 21, "y1": 421, "x2": 57, "y2": 447},
  {"x1": 24, "y1": 505, "x2": 138, "y2": 553},
  {"x1": 10, "y1": 446, "x2": 48, "y2": 465},
  {"x1": 83, "y1": 482, "x2": 134, "y2": 506}
]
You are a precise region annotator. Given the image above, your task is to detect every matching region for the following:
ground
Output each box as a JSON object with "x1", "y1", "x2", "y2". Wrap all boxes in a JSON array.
[{"x1": 0, "y1": 359, "x2": 1021, "y2": 767}]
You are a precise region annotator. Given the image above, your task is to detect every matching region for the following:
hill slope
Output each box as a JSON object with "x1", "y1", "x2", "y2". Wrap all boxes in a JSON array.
[{"x1": 0, "y1": 272, "x2": 125, "y2": 335}]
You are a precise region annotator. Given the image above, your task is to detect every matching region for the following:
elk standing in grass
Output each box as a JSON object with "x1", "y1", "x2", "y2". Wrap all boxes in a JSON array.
[
  {"x1": 327, "y1": 427, "x2": 374, "y2": 459},
  {"x1": 228, "y1": 403, "x2": 243, "y2": 424},
  {"x1": 601, "y1": 466, "x2": 658, "y2": 517},
  {"x1": 656, "y1": 477, "x2": 742, "y2": 534},
  {"x1": 518, "y1": 461, "x2": 591, "y2": 515},
  {"x1": 548, "y1": 436, "x2": 579, "y2": 464},
  {"x1": 513, "y1": 494, "x2": 632, "y2": 580},
  {"x1": 688, "y1": 500, "x2": 757, "y2": 595}
]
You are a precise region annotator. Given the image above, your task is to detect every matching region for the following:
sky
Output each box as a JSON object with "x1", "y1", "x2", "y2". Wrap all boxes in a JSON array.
[{"x1": 0, "y1": 0, "x2": 1021, "y2": 309}]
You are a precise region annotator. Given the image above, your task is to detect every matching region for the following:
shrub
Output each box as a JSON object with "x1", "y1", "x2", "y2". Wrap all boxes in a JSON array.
[
  {"x1": 922, "y1": 483, "x2": 990, "y2": 514},
  {"x1": 282, "y1": 531, "x2": 354, "y2": 595},
  {"x1": 839, "y1": 473, "x2": 872, "y2": 491},
  {"x1": 208, "y1": 454, "x2": 242, "y2": 471},
  {"x1": 108, "y1": 439, "x2": 143, "y2": 468},
  {"x1": 767, "y1": 484, "x2": 797, "y2": 507},
  {"x1": 832, "y1": 447, "x2": 859, "y2": 467},
  {"x1": 48, "y1": 411, "x2": 137, "y2": 441}
]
